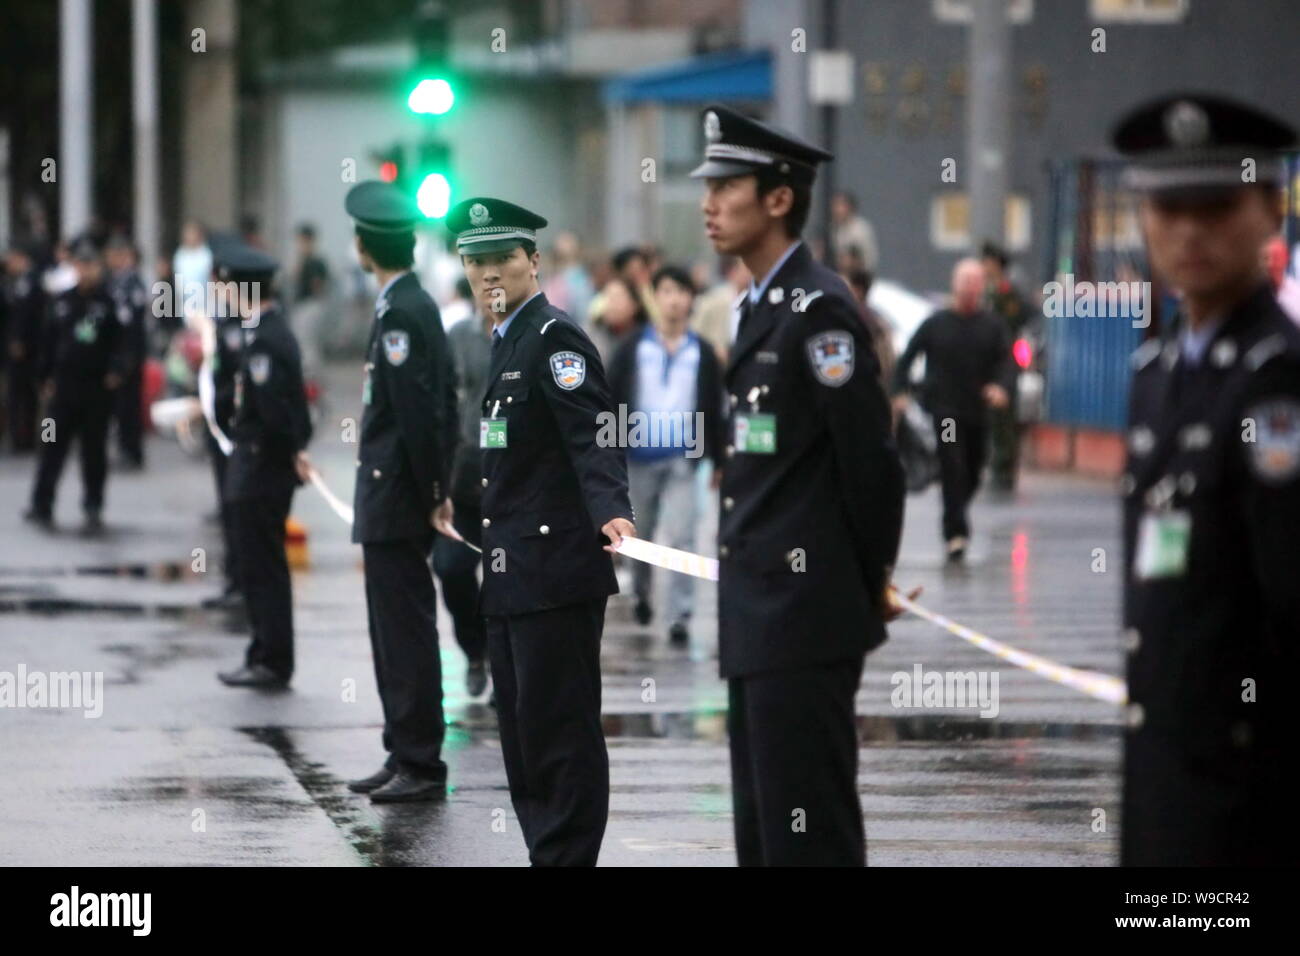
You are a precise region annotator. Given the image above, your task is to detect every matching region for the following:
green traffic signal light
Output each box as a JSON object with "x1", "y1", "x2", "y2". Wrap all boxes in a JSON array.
[
  {"x1": 417, "y1": 172, "x2": 452, "y2": 218},
  {"x1": 408, "y1": 78, "x2": 454, "y2": 115}
]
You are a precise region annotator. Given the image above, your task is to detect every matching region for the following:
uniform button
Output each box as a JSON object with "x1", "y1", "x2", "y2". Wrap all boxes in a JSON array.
[
  {"x1": 1178, "y1": 471, "x2": 1196, "y2": 495},
  {"x1": 481, "y1": 478, "x2": 488, "y2": 487},
  {"x1": 1125, "y1": 703, "x2": 1145, "y2": 729},
  {"x1": 482, "y1": 518, "x2": 491, "y2": 528},
  {"x1": 539, "y1": 525, "x2": 549, "y2": 535},
  {"x1": 725, "y1": 444, "x2": 735, "y2": 459},
  {"x1": 355, "y1": 458, "x2": 361, "y2": 467},
  {"x1": 506, "y1": 395, "x2": 513, "y2": 404},
  {"x1": 1123, "y1": 627, "x2": 1141, "y2": 653},
  {"x1": 723, "y1": 497, "x2": 734, "y2": 510},
  {"x1": 760, "y1": 384, "x2": 769, "y2": 395},
  {"x1": 719, "y1": 545, "x2": 729, "y2": 558},
  {"x1": 372, "y1": 468, "x2": 382, "y2": 478},
  {"x1": 729, "y1": 394, "x2": 738, "y2": 407}
]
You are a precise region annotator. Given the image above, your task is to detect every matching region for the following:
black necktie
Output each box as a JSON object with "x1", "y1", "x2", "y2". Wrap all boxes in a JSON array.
[
  {"x1": 736, "y1": 295, "x2": 753, "y2": 339},
  {"x1": 492, "y1": 329, "x2": 502, "y2": 353}
]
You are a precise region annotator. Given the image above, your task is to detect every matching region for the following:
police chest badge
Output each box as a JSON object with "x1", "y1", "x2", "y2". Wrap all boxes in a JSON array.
[
  {"x1": 383, "y1": 330, "x2": 410, "y2": 366},
  {"x1": 248, "y1": 353, "x2": 271, "y2": 385},
  {"x1": 550, "y1": 351, "x2": 586, "y2": 390},
  {"x1": 805, "y1": 330, "x2": 854, "y2": 387},
  {"x1": 1246, "y1": 398, "x2": 1300, "y2": 485}
]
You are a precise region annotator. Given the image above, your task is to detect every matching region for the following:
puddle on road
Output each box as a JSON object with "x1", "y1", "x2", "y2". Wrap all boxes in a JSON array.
[{"x1": 0, "y1": 561, "x2": 196, "y2": 580}]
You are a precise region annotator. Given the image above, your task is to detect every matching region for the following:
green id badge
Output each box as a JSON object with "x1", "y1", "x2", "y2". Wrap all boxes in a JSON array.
[
  {"x1": 735, "y1": 412, "x2": 777, "y2": 454},
  {"x1": 480, "y1": 418, "x2": 508, "y2": 449},
  {"x1": 1134, "y1": 509, "x2": 1191, "y2": 579}
]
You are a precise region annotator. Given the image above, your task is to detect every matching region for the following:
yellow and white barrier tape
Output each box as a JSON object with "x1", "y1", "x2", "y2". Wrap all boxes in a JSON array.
[{"x1": 305, "y1": 470, "x2": 1124, "y2": 705}]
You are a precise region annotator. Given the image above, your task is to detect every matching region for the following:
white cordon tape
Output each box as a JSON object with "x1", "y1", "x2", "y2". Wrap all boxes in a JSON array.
[
  {"x1": 893, "y1": 594, "x2": 1127, "y2": 705},
  {"x1": 306, "y1": 472, "x2": 1124, "y2": 705}
]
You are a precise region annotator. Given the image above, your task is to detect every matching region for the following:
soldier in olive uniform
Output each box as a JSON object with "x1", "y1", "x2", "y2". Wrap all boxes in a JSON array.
[
  {"x1": 445, "y1": 196, "x2": 635, "y2": 866},
  {"x1": 1114, "y1": 94, "x2": 1300, "y2": 866},
  {"x1": 692, "y1": 105, "x2": 906, "y2": 866},
  {"x1": 311, "y1": 181, "x2": 459, "y2": 803},
  {"x1": 215, "y1": 244, "x2": 313, "y2": 689},
  {"x1": 25, "y1": 242, "x2": 125, "y2": 533}
]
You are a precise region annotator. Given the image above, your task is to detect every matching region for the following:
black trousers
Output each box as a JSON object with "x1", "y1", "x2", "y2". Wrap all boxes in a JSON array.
[
  {"x1": 486, "y1": 599, "x2": 609, "y2": 866},
  {"x1": 431, "y1": 500, "x2": 486, "y2": 663},
  {"x1": 933, "y1": 415, "x2": 987, "y2": 541},
  {"x1": 6, "y1": 359, "x2": 39, "y2": 450},
  {"x1": 113, "y1": 368, "x2": 145, "y2": 464},
  {"x1": 31, "y1": 392, "x2": 110, "y2": 515},
  {"x1": 231, "y1": 488, "x2": 295, "y2": 679},
  {"x1": 728, "y1": 657, "x2": 866, "y2": 866},
  {"x1": 363, "y1": 536, "x2": 447, "y2": 779},
  {"x1": 207, "y1": 432, "x2": 240, "y2": 593}
]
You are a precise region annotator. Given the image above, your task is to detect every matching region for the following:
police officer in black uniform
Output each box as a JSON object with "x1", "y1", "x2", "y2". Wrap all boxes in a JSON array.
[
  {"x1": 446, "y1": 196, "x2": 636, "y2": 866},
  {"x1": 203, "y1": 232, "x2": 247, "y2": 611},
  {"x1": 692, "y1": 105, "x2": 906, "y2": 866},
  {"x1": 25, "y1": 241, "x2": 125, "y2": 533},
  {"x1": 215, "y1": 243, "x2": 313, "y2": 689},
  {"x1": 1114, "y1": 94, "x2": 1300, "y2": 866},
  {"x1": 315, "y1": 180, "x2": 459, "y2": 802},
  {"x1": 3, "y1": 240, "x2": 47, "y2": 452},
  {"x1": 104, "y1": 236, "x2": 149, "y2": 469}
]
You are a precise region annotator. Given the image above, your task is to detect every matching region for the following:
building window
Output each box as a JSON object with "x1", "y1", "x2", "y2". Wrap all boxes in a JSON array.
[
  {"x1": 930, "y1": 193, "x2": 1031, "y2": 251},
  {"x1": 933, "y1": 0, "x2": 1034, "y2": 24},
  {"x1": 1090, "y1": 0, "x2": 1188, "y2": 22}
]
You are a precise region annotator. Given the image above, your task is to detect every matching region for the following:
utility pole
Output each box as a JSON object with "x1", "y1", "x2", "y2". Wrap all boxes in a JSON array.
[
  {"x1": 60, "y1": 0, "x2": 94, "y2": 239},
  {"x1": 967, "y1": 0, "x2": 1011, "y2": 249},
  {"x1": 133, "y1": 0, "x2": 160, "y2": 280}
]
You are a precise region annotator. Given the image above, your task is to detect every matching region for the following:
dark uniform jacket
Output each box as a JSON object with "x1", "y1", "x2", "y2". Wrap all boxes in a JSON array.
[
  {"x1": 106, "y1": 269, "x2": 149, "y2": 375},
  {"x1": 478, "y1": 292, "x2": 634, "y2": 616},
  {"x1": 352, "y1": 272, "x2": 458, "y2": 544},
  {"x1": 41, "y1": 284, "x2": 125, "y2": 397},
  {"x1": 212, "y1": 313, "x2": 245, "y2": 434},
  {"x1": 1122, "y1": 285, "x2": 1300, "y2": 864},
  {"x1": 718, "y1": 243, "x2": 905, "y2": 679},
  {"x1": 447, "y1": 314, "x2": 493, "y2": 509},
  {"x1": 3, "y1": 269, "x2": 46, "y2": 364},
  {"x1": 225, "y1": 304, "x2": 312, "y2": 503}
]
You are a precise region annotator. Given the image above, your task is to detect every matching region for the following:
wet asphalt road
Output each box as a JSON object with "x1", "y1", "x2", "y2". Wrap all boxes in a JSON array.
[{"x1": 0, "y1": 363, "x2": 1123, "y2": 865}]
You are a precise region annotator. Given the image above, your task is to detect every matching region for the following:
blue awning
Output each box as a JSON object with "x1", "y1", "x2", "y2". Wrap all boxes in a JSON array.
[{"x1": 602, "y1": 49, "x2": 771, "y2": 105}]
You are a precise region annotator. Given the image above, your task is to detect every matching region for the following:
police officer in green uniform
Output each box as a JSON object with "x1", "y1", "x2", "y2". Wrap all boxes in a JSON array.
[
  {"x1": 26, "y1": 241, "x2": 125, "y2": 533},
  {"x1": 692, "y1": 106, "x2": 906, "y2": 866},
  {"x1": 1114, "y1": 94, "x2": 1300, "y2": 865},
  {"x1": 309, "y1": 181, "x2": 459, "y2": 802},
  {"x1": 445, "y1": 196, "x2": 635, "y2": 865}
]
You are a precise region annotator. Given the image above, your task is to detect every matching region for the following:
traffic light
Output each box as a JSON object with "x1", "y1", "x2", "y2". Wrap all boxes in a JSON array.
[
  {"x1": 408, "y1": 0, "x2": 455, "y2": 116},
  {"x1": 414, "y1": 140, "x2": 453, "y2": 219},
  {"x1": 371, "y1": 143, "x2": 406, "y2": 187}
]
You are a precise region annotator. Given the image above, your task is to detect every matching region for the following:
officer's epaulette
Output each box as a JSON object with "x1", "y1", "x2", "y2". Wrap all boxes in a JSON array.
[
  {"x1": 538, "y1": 316, "x2": 559, "y2": 335},
  {"x1": 1130, "y1": 337, "x2": 1165, "y2": 371},
  {"x1": 1244, "y1": 332, "x2": 1291, "y2": 371}
]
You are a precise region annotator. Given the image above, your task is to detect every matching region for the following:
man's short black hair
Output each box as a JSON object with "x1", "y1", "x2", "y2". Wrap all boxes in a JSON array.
[
  {"x1": 652, "y1": 264, "x2": 695, "y2": 296},
  {"x1": 356, "y1": 226, "x2": 415, "y2": 270},
  {"x1": 979, "y1": 240, "x2": 1009, "y2": 268},
  {"x1": 611, "y1": 246, "x2": 647, "y2": 274},
  {"x1": 297, "y1": 223, "x2": 317, "y2": 240},
  {"x1": 756, "y1": 169, "x2": 812, "y2": 238}
]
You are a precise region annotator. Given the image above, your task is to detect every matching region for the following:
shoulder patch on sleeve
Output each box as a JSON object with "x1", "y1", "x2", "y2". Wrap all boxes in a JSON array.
[
  {"x1": 1244, "y1": 397, "x2": 1300, "y2": 484},
  {"x1": 805, "y1": 329, "x2": 854, "y2": 387},
  {"x1": 248, "y1": 352, "x2": 271, "y2": 385},
  {"x1": 382, "y1": 329, "x2": 410, "y2": 366},
  {"x1": 549, "y1": 350, "x2": 586, "y2": 390}
]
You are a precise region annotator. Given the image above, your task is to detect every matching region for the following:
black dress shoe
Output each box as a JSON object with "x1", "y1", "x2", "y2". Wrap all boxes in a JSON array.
[
  {"x1": 347, "y1": 766, "x2": 396, "y2": 793},
  {"x1": 369, "y1": 771, "x2": 447, "y2": 804},
  {"x1": 465, "y1": 658, "x2": 488, "y2": 697},
  {"x1": 82, "y1": 511, "x2": 104, "y2": 535},
  {"x1": 22, "y1": 508, "x2": 53, "y2": 530},
  {"x1": 668, "y1": 621, "x2": 689, "y2": 646},
  {"x1": 217, "y1": 664, "x2": 288, "y2": 688},
  {"x1": 634, "y1": 598, "x2": 653, "y2": 626},
  {"x1": 202, "y1": 589, "x2": 245, "y2": 611}
]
